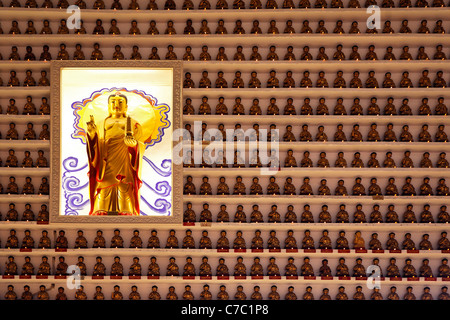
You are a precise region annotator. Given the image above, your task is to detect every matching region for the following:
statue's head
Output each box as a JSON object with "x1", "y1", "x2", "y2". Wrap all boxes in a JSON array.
[{"x1": 108, "y1": 93, "x2": 128, "y2": 117}]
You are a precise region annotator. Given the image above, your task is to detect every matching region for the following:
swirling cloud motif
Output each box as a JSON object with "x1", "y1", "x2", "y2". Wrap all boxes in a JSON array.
[
  {"x1": 62, "y1": 157, "x2": 90, "y2": 215},
  {"x1": 61, "y1": 157, "x2": 173, "y2": 216},
  {"x1": 140, "y1": 198, "x2": 172, "y2": 216},
  {"x1": 70, "y1": 87, "x2": 170, "y2": 148},
  {"x1": 143, "y1": 157, "x2": 172, "y2": 177}
]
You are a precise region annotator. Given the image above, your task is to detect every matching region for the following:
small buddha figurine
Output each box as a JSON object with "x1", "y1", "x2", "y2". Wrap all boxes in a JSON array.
[
  {"x1": 5, "y1": 230, "x2": 19, "y2": 249},
  {"x1": 417, "y1": 69, "x2": 432, "y2": 88},
  {"x1": 436, "y1": 178, "x2": 450, "y2": 196},
  {"x1": 353, "y1": 258, "x2": 366, "y2": 276},
  {"x1": 336, "y1": 258, "x2": 350, "y2": 276},
  {"x1": 399, "y1": 71, "x2": 413, "y2": 88},
  {"x1": 165, "y1": 45, "x2": 177, "y2": 60},
  {"x1": 22, "y1": 203, "x2": 35, "y2": 221},
  {"x1": 109, "y1": 229, "x2": 123, "y2": 248},
  {"x1": 265, "y1": 176, "x2": 280, "y2": 195},
  {"x1": 367, "y1": 123, "x2": 380, "y2": 141},
  {"x1": 165, "y1": 257, "x2": 179, "y2": 277},
  {"x1": 265, "y1": 257, "x2": 280, "y2": 277},
  {"x1": 8, "y1": 46, "x2": 21, "y2": 61},
  {"x1": 130, "y1": 45, "x2": 142, "y2": 60},
  {"x1": 318, "y1": 180, "x2": 331, "y2": 196},
  {"x1": 38, "y1": 177, "x2": 49, "y2": 195},
  {"x1": 334, "y1": 124, "x2": 347, "y2": 141},
  {"x1": 435, "y1": 124, "x2": 448, "y2": 142},
  {"x1": 72, "y1": 44, "x2": 86, "y2": 60},
  {"x1": 248, "y1": 71, "x2": 261, "y2": 88},
  {"x1": 147, "y1": 21, "x2": 159, "y2": 35},
  {"x1": 215, "y1": 71, "x2": 228, "y2": 88},
  {"x1": 336, "y1": 204, "x2": 349, "y2": 223},
  {"x1": 402, "y1": 233, "x2": 416, "y2": 250},
  {"x1": 353, "y1": 204, "x2": 366, "y2": 222},
  {"x1": 437, "y1": 152, "x2": 449, "y2": 168},
  {"x1": 319, "y1": 259, "x2": 332, "y2": 277},
  {"x1": 369, "y1": 232, "x2": 382, "y2": 249},
  {"x1": 334, "y1": 152, "x2": 347, "y2": 168},
  {"x1": 229, "y1": 71, "x2": 244, "y2": 89},
  {"x1": 365, "y1": 70, "x2": 379, "y2": 88},
  {"x1": 432, "y1": 19, "x2": 445, "y2": 33},
  {"x1": 316, "y1": 71, "x2": 329, "y2": 88},
  {"x1": 182, "y1": 257, "x2": 196, "y2": 277},
  {"x1": 6, "y1": 203, "x2": 18, "y2": 221},
  {"x1": 434, "y1": 97, "x2": 448, "y2": 115},
  {"x1": 109, "y1": 256, "x2": 123, "y2": 276},
  {"x1": 21, "y1": 176, "x2": 35, "y2": 195},
  {"x1": 336, "y1": 231, "x2": 350, "y2": 249},
  {"x1": 268, "y1": 204, "x2": 281, "y2": 222},
  {"x1": 232, "y1": 256, "x2": 246, "y2": 276},
  {"x1": 199, "y1": 203, "x2": 212, "y2": 222},
  {"x1": 299, "y1": 177, "x2": 313, "y2": 195},
  {"x1": 6, "y1": 176, "x2": 19, "y2": 194},
  {"x1": 92, "y1": 230, "x2": 106, "y2": 248},
  {"x1": 37, "y1": 204, "x2": 49, "y2": 222},
  {"x1": 434, "y1": 44, "x2": 447, "y2": 60},
  {"x1": 147, "y1": 256, "x2": 160, "y2": 276},
  {"x1": 318, "y1": 205, "x2": 331, "y2": 223},
  {"x1": 350, "y1": 71, "x2": 363, "y2": 88},
  {"x1": 74, "y1": 230, "x2": 88, "y2": 249},
  {"x1": 333, "y1": 71, "x2": 347, "y2": 89},
  {"x1": 37, "y1": 256, "x2": 51, "y2": 276},
  {"x1": 335, "y1": 179, "x2": 348, "y2": 196},
  {"x1": 282, "y1": 71, "x2": 296, "y2": 89},
  {"x1": 319, "y1": 230, "x2": 332, "y2": 249},
  {"x1": 434, "y1": 70, "x2": 447, "y2": 87},
  {"x1": 165, "y1": 229, "x2": 179, "y2": 248},
  {"x1": 128, "y1": 230, "x2": 142, "y2": 248},
  {"x1": 347, "y1": 20, "x2": 361, "y2": 34},
  {"x1": 383, "y1": 123, "x2": 397, "y2": 142},
  {"x1": 419, "y1": 234, "x2": 433, "y2": 251},
  {"x1": 403, "y1": 259, "x2": 417, "y2": 278},
  {"x1": 21, "y1": 230, "x2": 35, "y2": 249},
  {"x1": 9, "y1": 20, "x2": 21, "y2": 34},
  {"x1": 112, "y1": 45, "x2": 125, "y2": 60},
  {"x1": 7, "y1": 70, "x2": 20, "y2": 87}
]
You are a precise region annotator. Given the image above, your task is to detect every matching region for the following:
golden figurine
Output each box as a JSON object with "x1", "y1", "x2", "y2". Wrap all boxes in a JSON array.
[{"x1": 85, "y1": 93, "x2": 148, "y2": 215}]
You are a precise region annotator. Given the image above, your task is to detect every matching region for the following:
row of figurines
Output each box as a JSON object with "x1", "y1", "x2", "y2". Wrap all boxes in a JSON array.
[
  {"x1": 0, "y1": 203, "x2": 48, "y2": 221},
  {"x1": 183, "y1": 202, "x2": 450, "y2": 223},
  {"x1": 4, "y1": 284, "x2": 450, "y2": 301},
  {"x1": 1, "y1": 122, "x2": 50, "y2": 140},
  {"x1": 0, "y1": 176, "x2": 49, "y2": 195},
  {"x1": 4, "y1": 228, "x2": 450, "y2": 250},
  {"x1": 3, "y1": 18, "x2": 449, "y2": 37},
  {"x1": 183, "y1": 175, "x2": 450, "y2": 196},
  {"x1": 4, "y1": 42, "x2": 448, "y2": 63},
  {"x1": 0, "y1": 96, "x2": 49, "y2": 115},
  {"x1": 182, "y1": 69, "x2": 448, "y2": 89},
  {"x1": 4, "y1": 0, "x2": 450, "y2": 10},
  {"x1": 183, "y1": 149, "x2": 449, "y2": 169},
  {"x1": 4, "y1": 254, "x2": 450, "y2": 278},
  {"x1": 0, "y1": 70, "x2": 49, "y2": 87},
  {"x1": 183, "y1": 122, "x2": 449, "y2": 142},
  {"x1": 0, "y1": 149, "x2": 48, "y2": 168},
  {"x1": 183, "y1": 96, "x2": 448, "y2": 116}
]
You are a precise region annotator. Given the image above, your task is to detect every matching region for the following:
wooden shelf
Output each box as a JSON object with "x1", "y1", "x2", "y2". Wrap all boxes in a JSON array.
[
  {"x1": 0, "y1": 275, "x2": 448, "y2": 287},
  {"x1": 0, "y1": 33, "x2": 449, "y2": 48},
  {"x1": 1, "y1": 7, "x2": 449, "y2": 22},
  {"x1": 0, "y1": 140, "x2": 50, "y2": 150}
]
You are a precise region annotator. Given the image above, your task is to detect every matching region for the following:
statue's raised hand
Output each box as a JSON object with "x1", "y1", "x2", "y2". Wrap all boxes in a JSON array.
[{"x1": 86, "y1": 115, "x2": 97, "y2": 137}]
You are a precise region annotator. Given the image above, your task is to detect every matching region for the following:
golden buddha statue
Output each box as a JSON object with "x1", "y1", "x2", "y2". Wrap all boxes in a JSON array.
[{"x1": 86, "y1": 93, "x2": 145, "y2": 216}]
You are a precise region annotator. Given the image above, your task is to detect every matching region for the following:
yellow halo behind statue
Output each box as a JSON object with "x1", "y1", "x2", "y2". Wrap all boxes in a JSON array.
[{"x1": 77, "y1": 90, "x2": 164, "y2": 145}]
